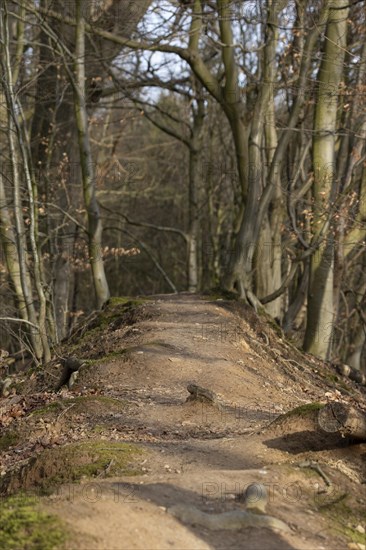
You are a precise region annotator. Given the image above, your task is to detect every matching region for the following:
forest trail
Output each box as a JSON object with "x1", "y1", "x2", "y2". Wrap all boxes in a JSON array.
[{"x1": 2, "y1": 294, "x2": 366, "y2": 549}]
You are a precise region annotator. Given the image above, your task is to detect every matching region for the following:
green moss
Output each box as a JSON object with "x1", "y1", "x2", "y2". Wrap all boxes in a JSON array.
[
  {"x1": 0, "y1": 431, "x2": 19, "y2": 451},
  {"x1": 93, "y1": 349, "x2": 129, "y2": 361},
  {"x1": 66, "y1": 441, "x2": 141, "y2": 479},
  {"x1": 29, "y1": 401, "x2": 63, "y2": 416},
  {"x1": 322, "y1": 372, "x2": 354, "y2": 393},
  {"x1": 0, "y1": 494, "x2": 66, "y2": 550},
  {"x1": 72, "y1": 298, "x2": 146, "y2": 344},
  {"x1": 283, "y1": 402, "x2": 325, "y2": 418},
  {"x1": 30, "y1": 395, "x2": 126, "y2": 417},
  {"x1": 108, "y1": 296, "x2": 148, "y2": 307},
  {"x1": 262, "y1": 313, "x2": 283, "y2": 338},
  {"x1": 91, "y1": 424, "x2": 105, "y2": 434},
  {"x1": 343, "y1": 526, "x2": 366, "y2": 545},
  {"x1": 33, "y1": 441, "x2": 143, "y2": 490},
  {"x1": 202, "y1": 287, "x2": 239, "y2": 301},
  {"x1": 319, "y1": 495, "x2": 365, "y2": 545}
]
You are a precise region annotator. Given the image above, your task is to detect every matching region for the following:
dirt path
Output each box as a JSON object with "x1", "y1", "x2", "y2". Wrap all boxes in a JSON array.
[{"x1": 2, "y1": 294, "x2": 366, "y2": 549}]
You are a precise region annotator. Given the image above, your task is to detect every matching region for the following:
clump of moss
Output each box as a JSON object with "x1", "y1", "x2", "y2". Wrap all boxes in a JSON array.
[
  {"x1": 59, "y1": 441, "x2": 142, "y2": 480},
  {"x1": 0, "y1": 494, "x2": 66, "y2": 550},
  {"x1": 283, "y1": 402, "x2": 325, "y2": 418},
  {"x1": 30, "y1": 401, "x2": 64, "y2": 417},
  {"x1": 0, "y1": 431, "x2": 19, "y2": 451},
  {"x1": 203, "y1": 287, "x2": 239, "y2": 301},
  {"x1": 268, "y1": 402, "x2": 325, "y2": 430},
  {"x1": 343, "y1": 525, "x2": 366, "y2": 545},
  {"x1": 44, "y1": 441, "x2": 143, "y2": 488},
  {"x1": 1, "y1": 441, "x2": 144, "y2": 496},
  {"x1": 108, "y1": 297, "x2": 148, "y2": 307}
]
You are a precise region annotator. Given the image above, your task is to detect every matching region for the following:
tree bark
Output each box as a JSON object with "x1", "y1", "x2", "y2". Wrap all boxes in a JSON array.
[
  {"x1": 304, "y1": 0, "x2": 349, "y2": 359},
  {"x1": 222, "y1": 0, "x2": 281, "y2": 301},
  {"x1": 74, "y1": 0, "x2": 110, "y2": 309},
  {"x1": 0, "y1": 6, "x2": 46, "y2": 361},
  {"x1": 256, "y1": 61, "x2": 282, "y2": 319},
  {"x1": 188, "y1": 89, "x2": 205, "y2": 292}
]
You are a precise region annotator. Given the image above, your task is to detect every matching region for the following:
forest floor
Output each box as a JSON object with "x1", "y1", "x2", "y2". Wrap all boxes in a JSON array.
[{"x1": 0, "y1": 293, "x2": 365, "y2": 550}]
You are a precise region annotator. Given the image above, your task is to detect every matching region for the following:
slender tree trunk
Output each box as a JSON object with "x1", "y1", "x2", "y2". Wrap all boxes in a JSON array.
[
  {"x1": 73, "y1": 0, "x2": 110, "y2": 309},
  {"x1": 345, "y1": 323, "x2": 365, "y2": 371},
  {"x1": 0, "y1": 6, "x2": 46, "y2": 361},
  {"x1": 30, "y1": 0, "x2": 77, "y2": 341},
  {"x1": 188, "y1": 91, "x2": 205, "y2": 292},
  {"x1": 303, "y1": 0, "x2": 349, "y2": 359},
  {"x1": 0, "y1": 173, "x2": 27, "y2": 317},
  {"x1": 256, "y1": 77, "x2": 282, "y2": 318}
]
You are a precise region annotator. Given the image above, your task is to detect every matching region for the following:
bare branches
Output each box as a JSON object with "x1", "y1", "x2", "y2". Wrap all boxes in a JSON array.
[{"x1": 100, "y1": 204, "x2": 188, "y2": 242}]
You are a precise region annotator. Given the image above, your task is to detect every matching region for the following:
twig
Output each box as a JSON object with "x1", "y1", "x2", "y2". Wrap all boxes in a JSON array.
[
  {"x1": 100, "y1": 458, "x2": 115, "y2": 477},
  {"x1": 299, "y1": 461, "x2": 332, "y2": 486},
  {"x1": 56, "y1": 402, "x2": 76, "y2": 422}
]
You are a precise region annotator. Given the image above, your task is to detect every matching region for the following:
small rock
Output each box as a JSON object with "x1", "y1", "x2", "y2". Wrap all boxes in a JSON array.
[
  {"x1": 1, "y1": 378, "x2": 12, "y2": 397},
  {"x1": 68, "y1": 370, "x2": 79, "y2": 388},
  {"x1": 356, "y1": 525, "x2": 365, "y2": 534}
]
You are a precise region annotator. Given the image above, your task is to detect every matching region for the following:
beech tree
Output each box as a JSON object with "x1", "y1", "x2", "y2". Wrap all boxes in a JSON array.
[{"x1": 303, "y1": 0, "x2": 349, "y2": 359}]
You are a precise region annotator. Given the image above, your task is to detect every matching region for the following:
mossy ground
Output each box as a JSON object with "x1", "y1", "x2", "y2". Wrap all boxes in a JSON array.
[
  {"x1": 30, "y1": 395, "x2": 126, "y2": 417},
  {"x1": 319, "y1": 495, "x2": 366, "y2": 546},
  {"x1": 0, "y1": 494, "x2": 66, "y2": 550},
  {"x1": 282, "y1": 402, "x2": 325, "y2": 418},
  {"x1": 0, "y1": 430, "x2": 19, "y2": 451},
  {"x1": 63, "y1": 297, "x2": 150, "y2": 360},
  {"x1": 49, "y1": 440, "x2": 142, "y2": 482},
  {"x1": 108, "y1": 297, "x2": 148, "y2": 307},
  {"x1": 1, "y1": 441, "x2": 143, "y2": 496},
  {"x1": 202, "y1": 287, "x2": 239, "y2": 301}
]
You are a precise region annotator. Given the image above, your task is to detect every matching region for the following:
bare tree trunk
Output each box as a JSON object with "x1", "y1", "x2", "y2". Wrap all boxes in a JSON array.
[
  {"x1": 73, "y1": 0, "x2": 110, "y2": 309},
  {"x1": 304, "y1": 0, "x2": 349, "y2": 359},
  {"x1": 256, "y1": 74, "x2": 282, "y2": 318},
  {"x1": 345, "y1": 323, "x2": 365, "y2": 371},
  {"x1": 0, "y1": 173, "x2": 27, "y2": 318},
  {"x1": 0, "y1": 6, "x2": 47, "y2": 361},
  {"x1": 222, "y1": 0, "x2": 281, "y2": 304},
  {"x1": 188, "y1": 90, "x2": 205, "y2": 292}
]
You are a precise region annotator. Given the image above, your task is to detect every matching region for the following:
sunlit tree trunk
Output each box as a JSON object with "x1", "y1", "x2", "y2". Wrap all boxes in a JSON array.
[
  {"x1": 303, "y1": 0, "x2": 349, "y2": 359},
  {"x1": 255, "y1": 28, "x2": 282, "y2": 319},
  {"x1": 188, "y1": 91, "x2": 205, "y2": 292},
  {"x1": 74, "y1": 0, "x2": 110, "y2": 309},
  {"x1": 222, "y1": 0, "x2": 281, "y2": 304}
]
